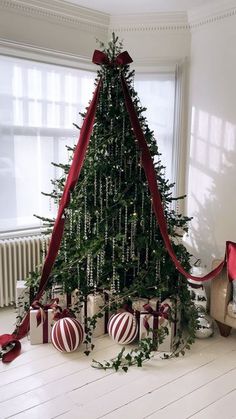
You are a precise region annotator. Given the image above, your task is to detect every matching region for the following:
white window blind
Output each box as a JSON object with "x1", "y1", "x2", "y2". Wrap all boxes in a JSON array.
[
  {"x1": 0, "y1": 56, "x2": 95, "y2": 233},
  {"x1": 135, "y1": 73, "x2": 176, "y2": 183}
]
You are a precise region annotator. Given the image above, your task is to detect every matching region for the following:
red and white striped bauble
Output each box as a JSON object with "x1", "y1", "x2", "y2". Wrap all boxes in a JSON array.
[
  {"x1": 51, "y1": 317, "x2": 84, "y2": 353},
  {"x1": 108, "y1": 312, "x2": 138, "y2": 345}
]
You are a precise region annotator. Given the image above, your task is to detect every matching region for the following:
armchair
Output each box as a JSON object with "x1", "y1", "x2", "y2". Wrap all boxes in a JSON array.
[{"x1": 210, "y1": 259, "x2": 236, "y2": 336}]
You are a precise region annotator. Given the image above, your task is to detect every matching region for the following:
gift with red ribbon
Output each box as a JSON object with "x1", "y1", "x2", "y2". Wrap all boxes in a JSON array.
[
  {"x1": 132, "y1": 297, "x2": 149, "y2": 313},
  {"x1": 51, "y1": 284, "x2": 74, "y2": 309},
  {"x1": 79, "y1": 291, "x2": 112, "y2": 338},
  {"x1": 139, "y1": 299, "x2": 175, "y2": 351},
  {"x1": 30, "y1": 298, "x2": 60, "y2": 345}
]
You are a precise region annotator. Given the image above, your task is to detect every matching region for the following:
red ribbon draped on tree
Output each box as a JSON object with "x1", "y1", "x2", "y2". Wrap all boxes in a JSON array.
[{"x1": 1, "y1": 49, "x2": 236, "y2": 363}]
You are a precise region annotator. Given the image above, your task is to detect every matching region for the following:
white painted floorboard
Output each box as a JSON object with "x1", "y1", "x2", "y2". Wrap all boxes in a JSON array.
[{"x1": 1, "y1": 307, "x2": 236, "y2": 419}]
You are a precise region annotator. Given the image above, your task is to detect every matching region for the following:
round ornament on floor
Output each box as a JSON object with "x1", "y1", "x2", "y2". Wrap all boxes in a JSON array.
[
  {"x1": 195, "y1": 307, "x2": 214, "y2": 339},
  {"x1": 51, "y1": 317, "x2": 84, "y2": 352},
  {"x1": 108, "y1": 311, "x2": 138, "y2": 344}
]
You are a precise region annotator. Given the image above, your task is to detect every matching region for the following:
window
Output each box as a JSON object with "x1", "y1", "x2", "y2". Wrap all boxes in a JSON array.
[
  {"x1": 0, "y1": 56, "x2": 178, "y2": 234},
  {"x1": 0, "y1": 56, "x2": 95, "y2": 233},
  {"x1": 135, "y1": 73, "x2": 176, "y2": 184}
]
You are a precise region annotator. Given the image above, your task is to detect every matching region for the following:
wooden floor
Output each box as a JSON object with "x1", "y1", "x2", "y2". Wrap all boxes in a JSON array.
[{"x1": 1, "y1": 307, "x2": 236, "y2": 419}]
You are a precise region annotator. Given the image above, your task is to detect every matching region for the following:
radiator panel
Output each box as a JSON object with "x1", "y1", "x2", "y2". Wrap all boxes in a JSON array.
[{"x1": 0, "y1": 235, "x2": 49, "y2": 307}]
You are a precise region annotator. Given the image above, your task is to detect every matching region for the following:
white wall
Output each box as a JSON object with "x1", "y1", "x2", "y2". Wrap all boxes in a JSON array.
[
  {"x1": 109, "y1": 26, "x2": 190, "y2": 62},
  {"x1": 0, "y1": 3, "x2": 191, "y2": 63},
  {"x1": 186, "y1": 13, "x2": 236, "y2": 268},
  {"x1": 0, "y1": 1, "x2": 108, "y2": 63}
]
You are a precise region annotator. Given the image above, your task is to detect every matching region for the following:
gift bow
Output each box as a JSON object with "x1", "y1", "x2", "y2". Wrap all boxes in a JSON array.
[
  {"x1": 118, "y1": 303, "x2": 134, "y2": 315},
  {"x1": 92, "y1": 50, "x2": 133, "y2": 67},
  {"x1": 31, "y1": 298, "x2": 60, "y2": 327},
  {"x1": 53, "y1": 308, "x2": 75, "y2": 321},
  {"x1": 143, "y1": 303, "x2": 170, "y2": 332}
]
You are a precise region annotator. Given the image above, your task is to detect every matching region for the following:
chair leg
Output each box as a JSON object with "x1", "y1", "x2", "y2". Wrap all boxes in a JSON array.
[{"x1": 216, "y1": 320, "x2": 232, "y2": 337}]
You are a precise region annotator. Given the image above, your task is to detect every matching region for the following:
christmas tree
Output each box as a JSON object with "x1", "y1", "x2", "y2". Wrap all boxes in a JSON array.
[{"x1": 31, "y1": 34, "x2": 197, "y2": 368}]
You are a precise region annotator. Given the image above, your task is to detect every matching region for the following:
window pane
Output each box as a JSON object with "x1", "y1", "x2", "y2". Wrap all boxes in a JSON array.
[
  {"x1": 0, "y1": 56, "x2": 95, "y2": 232},
  {"x1": 135, "y1": 73, "x2": 175, "y2": 183}
]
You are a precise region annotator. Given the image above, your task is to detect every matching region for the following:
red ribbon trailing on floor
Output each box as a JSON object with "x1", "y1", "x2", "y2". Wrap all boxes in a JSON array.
[{"x1": 1, "y1": 49, "x2": 236, "y2": 362}]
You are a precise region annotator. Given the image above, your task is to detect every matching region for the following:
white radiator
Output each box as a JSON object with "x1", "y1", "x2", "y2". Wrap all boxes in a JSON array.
[{"x1": 0, "y1": 235, "x2": 50, "y2": 307}]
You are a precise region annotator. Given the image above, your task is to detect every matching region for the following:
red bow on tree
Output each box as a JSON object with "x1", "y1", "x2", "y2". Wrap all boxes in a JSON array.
[{"x1": 92, "y1": 50, "x2": 133, "y2": 67}]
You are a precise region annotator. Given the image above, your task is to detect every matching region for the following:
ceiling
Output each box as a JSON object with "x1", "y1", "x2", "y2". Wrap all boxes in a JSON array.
[{"x1": 65, "y1": 0, "x2": 217, "y2": 15}]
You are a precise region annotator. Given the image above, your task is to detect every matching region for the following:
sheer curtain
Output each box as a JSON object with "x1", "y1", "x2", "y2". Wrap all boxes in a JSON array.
[
  {"x1": 0, "y1": 56, "x2": 177, "y2": 234},
  {"x1": 0, "y1": 56, "x2": 95, "y2": 232}
]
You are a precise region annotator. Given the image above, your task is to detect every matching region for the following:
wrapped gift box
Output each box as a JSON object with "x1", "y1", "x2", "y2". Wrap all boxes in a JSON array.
[
  {"x1": 51, "y1": 285, "x2": 82, "y2": 315},
  {"x1": 132, "y1": 297, "x2": 149, "y2": 312},
  {"x1": 51, "y1": 287, "x2": 110, "y2": 338},
  {"x1": 85, "y1": 293, "x2": 106, "y2": 338},
  {"x1": 30, "y1": 307, "x2": 54, "y2": 345},
  {"x1": 78, "y1": 291, "x2": 113, "y2": 338},
  {"x1": 51, "y1": 284, "x2": 69, "y2": 309},
  {"x1": 158, "y1": 298, "x2": 177, "y2": 352},
  {"x1": 70, "y1": 289, "x2": 84, "y2": 318},
  {"x1": 139, "y1": 298, "x2": 176, "y2": 352},
  {"x1": 16, "y1": 280, "x2": 29, "y2": 319}
]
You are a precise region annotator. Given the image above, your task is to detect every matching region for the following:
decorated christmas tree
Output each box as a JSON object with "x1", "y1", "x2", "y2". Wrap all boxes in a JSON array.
[{"x1": 29, "y1": 34, "x2": 197, "y2": 369}]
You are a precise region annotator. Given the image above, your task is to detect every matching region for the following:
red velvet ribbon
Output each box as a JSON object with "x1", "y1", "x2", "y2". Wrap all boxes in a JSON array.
[
  {"x1": 43, "y1": 310, "x2": 48, "y2": 343},
  {"x1": 119, "y1": 303, "x2": 134, "y2": 314},
  {"x1": 1, "y1": 49, "x2": 236, "y2": 362},
  {"x1": 0, "y1": 76, "x2": 101, "y2": 361},
  {"x1": 226, "y1": 242, "x2": 236, "y2": 280},
  {"x1": 92, "y1": 50, "x2": 133, "y2": 67},
  {"x1": 120, "y1": 73, "x2": 236, "y2": 282},
  {"x1": 31, "y1": 298, "x2": 60, "y2": 327},
  {"x1": 0, "y1": 338, "x2": 21, "y2": 363},
  {"x1": 31, "y1": 298, "x2": 60, "y2": 343},
  {"x1": 143, "y1": 303, "x2": 170, "y2": 332},
  {"x1": 53, "y1": 308, "x2": 75, "y2": 321},
  {"x1": 35, "y1": 79, "x2": 102, "y2": 303},
  {"x1": 103, "y1": 291, "x2": 110, "y2": 334}
]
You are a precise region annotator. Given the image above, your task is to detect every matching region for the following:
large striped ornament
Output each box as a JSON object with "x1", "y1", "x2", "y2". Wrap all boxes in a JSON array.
[
  {"x1": 51, "y1": 317, "x2": 84, "y2": 353},
  {"x1": 108, "y1": 312, "x2": 138, "y2": 345}
]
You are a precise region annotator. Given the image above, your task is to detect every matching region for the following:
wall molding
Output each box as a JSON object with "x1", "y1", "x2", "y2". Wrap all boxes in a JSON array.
[
  {"x1": 0, "y1": 0, "x2": 236, "y2": 39},
  {"x1": 0, "y1": 0, "x2": 109, "y2": 33},
  {"x1": 0, "y1": 37, "x2": 183, "y2": 72},
  {"x1": 111, "y1": 4, "x2": 236, "y2": 33},
  {"x1": 188, "y1": 0, "x2": 236, "y2": 30},
  {"x1": 0, "y1": 37, "x2": 95, "y2": 69},
  {"x1": 110, "y1": 12, "x2": 189, "y2": 33}
]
